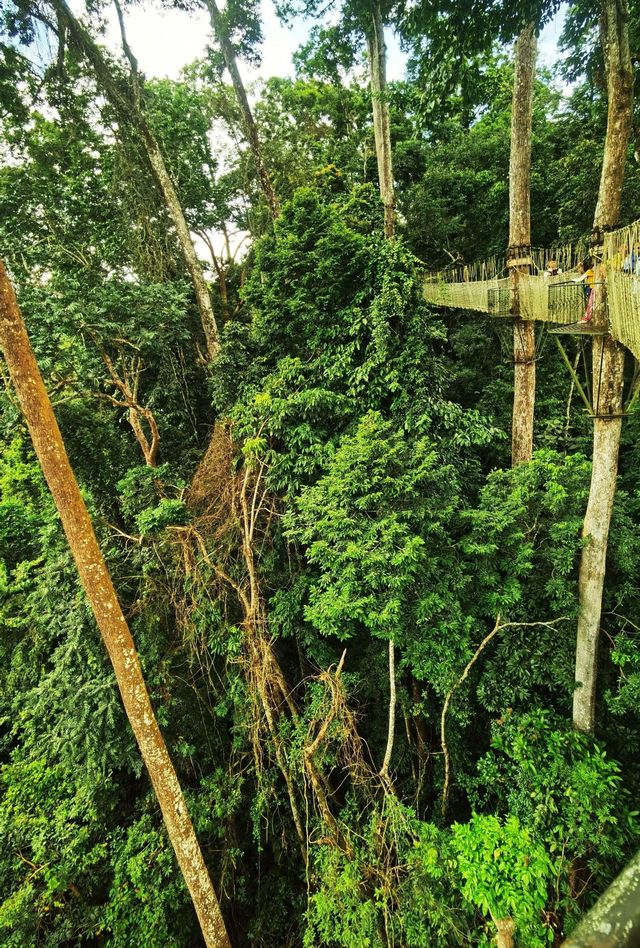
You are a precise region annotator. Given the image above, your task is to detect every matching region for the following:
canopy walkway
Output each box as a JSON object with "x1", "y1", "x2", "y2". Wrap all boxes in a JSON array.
[{"x1": 423, "y1": 219, "x2": 640, "y2": 361}]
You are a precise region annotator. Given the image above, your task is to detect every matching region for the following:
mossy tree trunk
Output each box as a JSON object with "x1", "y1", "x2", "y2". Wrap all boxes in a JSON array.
[
  {"x1": 367, "y1": 1, "x2": 395, "y2": 239},
  {"x1": 50, "y1": 0, "x2": 220, "y2": 359},
  {"x1": 0, "y1": 262, "x2": 231, "y2": 948},
  {"x1": 509, "y1": 21, "x2": 537, "y2": 466},
  {"x1": 206, "y1": 0, "x2": 280, "y2": 221},
  {"x1": 561, "y1": 848, "x2": 640, "y2": 946},
  {"x1": 573, "y1": 0, "x2": 633, "y2": 735}
]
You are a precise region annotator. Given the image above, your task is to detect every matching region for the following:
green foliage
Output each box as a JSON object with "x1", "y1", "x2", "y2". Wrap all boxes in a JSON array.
[
  {"x1": 136, "y1": 499, "x2": 189, "y2": 536},
  {"x1": 2, "y1": 11, "x2": 640, "y2": 946},
  {"x1": 472, "y1": 709, "x2": 640, "y2": 878},
  {"x1": 304, "y1": 843, "x2": 382, "y2": 947},
  {"x1": 457, "y1": 451, "x2": 591, "y2": 717},
  {"x1": 304, "y1": 798, "x2": 469, "y2": 947},
  {"x1": 224, "y1": 185, "x2": 456, "y2": 496},
  {"x1": 452, "y1": 814, "x2": 555, "y2": 946},
  {"x1": 285, "y1": 412, "x2": 447, "y2": 642},
  {"x1": 99, "y1": 814, "x2": 192, "y2": 948},
  {"x1": 255, "y1": 76, "x2": 372, "y2": 199},
  {"x1": 0, "y1": 758, "x2": 113, "y2": 945},
  {"x1": 144, "y1": 78, "x2": 223, "y2": 229},
  {"x1": 608, "y1": 622, "x2": 640, "y2": 717},
  {"x1": 463, "y1": 449, "x2": 590, "y2": 618}
]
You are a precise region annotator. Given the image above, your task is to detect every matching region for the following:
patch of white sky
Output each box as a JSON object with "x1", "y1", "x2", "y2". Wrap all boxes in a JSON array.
[
  {"x1": 63, "y1": 0, "x2": 570, "y2": 265},
  {"x1": 90, "y1": 0, "x2": 568, "y2": 88}
]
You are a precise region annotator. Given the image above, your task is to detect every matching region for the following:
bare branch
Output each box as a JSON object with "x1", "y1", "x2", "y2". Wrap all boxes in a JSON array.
[
  {"x1": 441, "y1": 616, "x2": 569, "y2": 817},
  {"x1": 113, "y1": 0, "x2": 140, "y2": 106},
  {"x1": 379, "y1": 639, "x2": 396, "y2": 788}
]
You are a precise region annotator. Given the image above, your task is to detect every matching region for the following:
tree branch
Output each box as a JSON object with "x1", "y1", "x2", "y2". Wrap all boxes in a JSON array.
[
  {"x1": 441, "y1": 616, "x2": 569, "y2": 816},
  {"x1": 379, "y1": 638, "x2": 396, "y2": 787}
]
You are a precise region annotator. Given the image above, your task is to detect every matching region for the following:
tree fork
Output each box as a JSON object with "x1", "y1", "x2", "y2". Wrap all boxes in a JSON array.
[
  {"x1": 573, "y1": 0, "x2": 633, "y2": 734},
  {"x1": 509, "y1": 22, "x2": 537, "y2": 466},
  {"x1": 0, "y1": 262, "x2": 231, "y2": 948}
]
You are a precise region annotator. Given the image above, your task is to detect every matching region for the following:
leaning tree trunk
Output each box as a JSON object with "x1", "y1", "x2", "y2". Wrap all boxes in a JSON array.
[
  {"x1": 206, "y1": 0, "x2": 279, "y2": 221},
  {"x1": 49, "y1": 0, "x2": 220, "y2": 360},
  {"x1": 509, "y1": 21, "x2": 537, "y2": 466},
  {"x1": 561, "y1": 848, "x2": 640, "y2": 946},
  {"x1": 0, "y1": 262, "x2": 231, "y2": 948},
  {"x1": 573, "y1": 0, "x2": 633, "y2": 734},
  {"x1": 367, "y1": 1, "x2": 395, "y2": 238}
]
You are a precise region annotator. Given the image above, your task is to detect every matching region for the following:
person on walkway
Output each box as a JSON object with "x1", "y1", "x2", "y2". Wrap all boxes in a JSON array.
[
  {"x1": 622, "y1": 245, "x2": 639, "y2": 273},
  {"x1": 573, "y1": 258, "x2": 596, "y2": 322},
  {"x1": 544, "y1": 258, "x2": 562, "y2": 279}
]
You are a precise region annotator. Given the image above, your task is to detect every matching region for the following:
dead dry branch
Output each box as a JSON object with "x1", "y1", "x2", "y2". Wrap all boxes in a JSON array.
[{"x1": 99, "y1": 347, "x2": 160, "y2": 466}]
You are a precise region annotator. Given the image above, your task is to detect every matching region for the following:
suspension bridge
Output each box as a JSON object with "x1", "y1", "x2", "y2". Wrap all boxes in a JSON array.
[{"x1": 423, "y1": 218, "x2": 640, "y2": 363}]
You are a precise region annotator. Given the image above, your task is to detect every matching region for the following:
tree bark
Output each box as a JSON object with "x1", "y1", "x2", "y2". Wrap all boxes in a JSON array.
[
  {"x1": 561, "y1": 848, "x2": 640, "y2": 946},
  {"x1": 379, "y1": 638, "x2": 396, "y2": 782},
  {"x1": 367, "y1": 2, "x2": 395, "y2": 238},
  {"x1": 593, "y1": 0, "x2": 633, "y2": 229},
  {"x1": 49, "y1": 0, "x2": 220, "y2": 360},
  {"x1": 573, "y1": 0, "x2": 633, "y2": 735},
  {"x1": 206, "y1": 0, "x2": 279, "y2": 221},
  {"x1": 573, "y1": 336, "x2": 625, "y2": 734},
  {"x1": 367, "y1": 2, "x2": 397, "y2": 779},
  {"x1": 509, "y1": 22, "x2": 537, "y2": 466},
  {"x1": 511, "y1": 315, "x2": 536, "y2": 465},
  {"x1": 140, "y1": 128, "x2": 221, "y2": 357},
  {"x1": 0, "y1": 261, "x2": 231, "y2": 948},
  {"x1": 495, "y1": 916, "x2": 515, "y2": 948}
]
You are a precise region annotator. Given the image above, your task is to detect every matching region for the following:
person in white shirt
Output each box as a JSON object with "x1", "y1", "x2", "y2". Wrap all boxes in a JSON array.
[{"x1": 544, "y1": 259, "x2": 562, "y2": 280}]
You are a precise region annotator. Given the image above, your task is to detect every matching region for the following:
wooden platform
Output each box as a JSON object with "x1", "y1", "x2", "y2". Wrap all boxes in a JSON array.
[{"x1": 548, "y1": 322, "x2": 609, "y2": 336}]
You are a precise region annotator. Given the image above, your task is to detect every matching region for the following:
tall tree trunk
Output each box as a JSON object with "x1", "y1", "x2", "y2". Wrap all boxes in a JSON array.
[
  {"x1": 573, "y1": 0, "x2": 633, "y2": 734},
  {"x1": 49, "y1": 0, "x2": 220, "y2": 360},
  {"x1": 141, "y1": 127, "x2": 220, "y2": 357},
  {"x1": 0, "y1": 262, "x2": 231, "y2": 948},
  {"x1": 509, "y1": 21, "x2": 537, "y2": 466},
  {"x1": 367, "y1": 2, "x2": 397, "y2": 775},
  {"x1": 206, "y1": 0, "x2": 279, "y2": 221},
  {"x1": 367, "y1": 2, "x2": 395, "y2": 238}
]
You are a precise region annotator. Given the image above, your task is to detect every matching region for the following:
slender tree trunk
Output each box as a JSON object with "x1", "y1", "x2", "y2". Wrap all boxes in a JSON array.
[
  {"x1": 140, "y1": 128, "x2": 220, "y2": 357},
  {"x1": 367, "y1": 2, "x2": 397, "y2": 775},
  {"x1": 509, "y1": 22, "x2": 537, "y2": 466},
  {"x1": 367, "y1": 2, "x2": 395, "y2": 238},
  {"x1": 0, "y1": 262, "x2": 231, "y2": 948},
  {"x1": 206, "y1": 0, "x2": 279, "y2": 221},
  {"x1": 573, "y1": 0, "x2": 633, "y2": 734},
  {"x1": 49, "y1": 0, "x2": 220, "y2": 359},
  {"x1": 379, "y1": 638, "x2": 396, "y2": 782}
]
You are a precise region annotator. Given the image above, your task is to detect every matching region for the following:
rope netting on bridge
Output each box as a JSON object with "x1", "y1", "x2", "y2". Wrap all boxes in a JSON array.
[
  {"x1": 423, "y1": 220, "x2": 640, "y2": 361},
  {"x1": 422, "y1": 257, "x2": 511, "y2": 315},
  {"x1": 605, "y1": 219, "x2": 640, "y2": 361}
]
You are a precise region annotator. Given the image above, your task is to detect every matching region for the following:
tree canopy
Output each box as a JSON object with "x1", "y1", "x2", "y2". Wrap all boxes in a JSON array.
[{"x1": 1, "y1": 1, "x2": 640, "y2": 945}]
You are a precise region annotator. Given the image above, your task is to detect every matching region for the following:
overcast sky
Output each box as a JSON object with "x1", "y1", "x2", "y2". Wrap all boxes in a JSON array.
[
  {"x1": 58, "y1": 0, "x2": 570, "y2": 263},
  {"x1": 84, "y1": 0, "x2": 569, "y2": 88}
]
